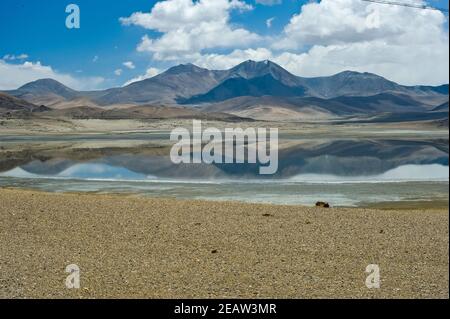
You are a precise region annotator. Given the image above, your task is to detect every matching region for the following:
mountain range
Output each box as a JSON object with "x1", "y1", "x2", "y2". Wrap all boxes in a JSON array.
[{"x1": 1, "y1": 60, "x2": 448, "y2": 122}]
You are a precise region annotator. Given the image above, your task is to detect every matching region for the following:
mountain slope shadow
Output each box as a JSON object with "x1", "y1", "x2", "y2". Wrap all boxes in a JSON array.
[{"x1": 178, "y1": 74, "x2": 306, "y2": 104}]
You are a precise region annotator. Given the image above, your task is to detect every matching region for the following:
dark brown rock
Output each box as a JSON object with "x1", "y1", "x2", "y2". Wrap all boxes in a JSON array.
[{"x1": 315, "y1": 202, "x2": 330, "y2": 208}]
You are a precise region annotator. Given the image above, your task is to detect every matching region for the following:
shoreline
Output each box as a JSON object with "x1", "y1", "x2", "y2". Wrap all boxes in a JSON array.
[
  {"x1": 1, "y1": 118, "x2": 448, "y2": 138},
  {"x1": 1, "y1": 186, "x2": 448, "y2": 210},
  {"x1": 0, "y1": 188, "x2": 448, "y2": 299}
]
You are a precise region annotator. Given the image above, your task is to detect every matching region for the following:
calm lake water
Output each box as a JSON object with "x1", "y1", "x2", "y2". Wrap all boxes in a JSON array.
[{"x1": 0, "y1": 134, "x2": 448, "y2": 207}]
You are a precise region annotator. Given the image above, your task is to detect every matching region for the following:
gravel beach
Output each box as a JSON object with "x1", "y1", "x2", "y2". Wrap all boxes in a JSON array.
[{"x1": 0, "y1": 188, "x2": 448, "y2": 299}]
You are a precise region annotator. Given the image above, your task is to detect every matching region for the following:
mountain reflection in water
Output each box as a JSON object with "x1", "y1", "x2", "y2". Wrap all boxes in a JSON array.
[{"x1": 0, "y1": 138, "x2": 448, "y2": 207}]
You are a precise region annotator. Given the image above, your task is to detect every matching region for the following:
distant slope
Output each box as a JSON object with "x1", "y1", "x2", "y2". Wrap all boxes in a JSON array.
[
  {"x1": 416, "y1": 84, "x2": 449, "y2": 95},
  {"x1": 6, "y1": 79, "x2": 80, "y2": 106},
  {"x1": 432, "y1": 101, "x2": 449, "y2": 112},
  {"x1": 35, "y1": 105, "x2": 247, "y2": 122},
  {"x1": 331, "y1": 93, "x2": 428, "y2": 113},
  {"x1": 17, "y1": 78, "x2": 78, "y2": 99},
  {"x1": 348, "y1": 111, "x2": 449, "y2": 124},
  {"x1": 181, "y1": 74, "x2": 306, "y2": 104},
  {"x1": 0, "y1": 92, "x2": 49, "y2": 116},
  {"x1": 0, "y1": 92, "x2": 37, "y2": 111},
  {"x1": 299, "y1": 71, "x2": 402, "y2": 98},
  {"x1": 203, "y1": 92, "x2": 430, "y2": 121},
  {"x1": 47, "y1": 97, "x2": 103, "y2": 109},
  {"x1": 93, "y1": 64, "x2": 226, "y2": 106},
  {"x1": 299, "y1": 72, "x2": 449, "y2": 100}
]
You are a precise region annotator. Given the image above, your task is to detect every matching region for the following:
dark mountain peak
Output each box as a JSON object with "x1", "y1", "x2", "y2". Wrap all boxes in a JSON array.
[
  {"x1": 336, "y1": 70, "x2": 360, "y2": 75},
  {"x1": 296, "y1": 70, "x2": 403, "y2": 98},
  {"x1": 101, "y1": 62, "x2": 223, "y2": 105},
  {"x1": 334, "y1": 71, "x2": 401, "y2": 88},
  {"x1": 227, "y1": 60, "x2": 301, "y2": 88},
  {"x1": 238, "y1": 59, "x2": 271, "y2": 66},
  {"x1": 16, "y1": 78, "x2": 79, "y2": 100},
  {"x1": 231, "y1": 59, "x2": 286, "y2": 75},
  {"x1": 180, "y1": 73, "x2": 306, "y2": 105},
  {"x1": 165, "y1": 63, "x2": 208, "y2": 75},
  {"x1": 11, "y1": 78, "x2": 79, "y2": 102},
  {"x1": 332, "y1": 70, "x2": 386, "y2": 80},
  {"x1": 18, "y1": 78, "x2": 74, "y2": 92}
]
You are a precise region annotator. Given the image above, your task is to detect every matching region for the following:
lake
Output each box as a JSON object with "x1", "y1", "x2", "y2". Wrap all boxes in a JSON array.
[{"x1": 0, "y1": 133, "x2": 448, "y2": 207}]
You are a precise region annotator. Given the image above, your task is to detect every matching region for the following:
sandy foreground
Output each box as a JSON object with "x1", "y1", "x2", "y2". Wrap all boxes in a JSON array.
[{"x1": 0, "y1": 188, "x2": 448, "y2": 299}]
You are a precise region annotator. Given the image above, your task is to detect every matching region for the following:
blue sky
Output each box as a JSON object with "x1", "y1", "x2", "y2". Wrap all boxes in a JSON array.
[{"x1": 0, "y1": 0, "x2": 448, "y2": 90}]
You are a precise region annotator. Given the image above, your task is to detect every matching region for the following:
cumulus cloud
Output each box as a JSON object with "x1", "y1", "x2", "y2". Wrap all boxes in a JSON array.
[
  {"x1": 0, "y1": 59, "x2": 105, "y2": 90},
  {"x1": 193, "y1": 48, "x2": 273, "y2": 69},
  {"x1": 123, "y1": 67, "x2": 161, "y2": 86},
  {"x1": 114, "y1": 69, "x2": 123, "y2": 76},
  {"x1": 274, "y1": 0, "x2": 447, "y2": 49},
  {"x1": 121, "y1": 0, "x2": 260, "y2": 60},
  {"x1": 268, "y1": 0, "x2": 449, "y2": 85},
  {"x1": 123, "y1": 61, "x2": 136, "y2": 69},
  {"x1": 272, "y1": 40, "x2": 448, "y2": 86}
]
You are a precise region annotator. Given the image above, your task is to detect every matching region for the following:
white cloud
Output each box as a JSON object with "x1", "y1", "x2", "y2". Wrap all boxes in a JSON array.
[
  {"x1": 3, "y1": 54, "x2": 29, "y2": 61},
  {"x1": 266, "y1": 17, "x2": 275, "y2": 28},
  {"x1": 121, "y1": 0, "x2": 260, "y2": 60},
  {"x1": 123, "y1": 61, "x2": 136, "y2": 69},
  {"x1": 193, "y1": 48, "x2": 273, "y2": 69},
  {"x1": 271, "y1": 39, "x2": 449, "y2": 86},
  {"x1": 255, "y1": 0, "x2": 282, "y2": 6},
  {"x1": 123, "y1": 67, "x2": 161, "y2": 86},
  {"x1": 0, "y1": 60, "x2": 105, "y2": 90},
  {"x1": 120, "y1": 0, "x2": 252, "y2": 31},
  {"x1": 114, "y1": 69, "x2": 123, "y2": 76},
  {"x1": 267, "y1": 0, "x2": 449, "y2": 85},
  {"x1": 275, "y1": 0, "x2": 447, "y2": 49}
]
